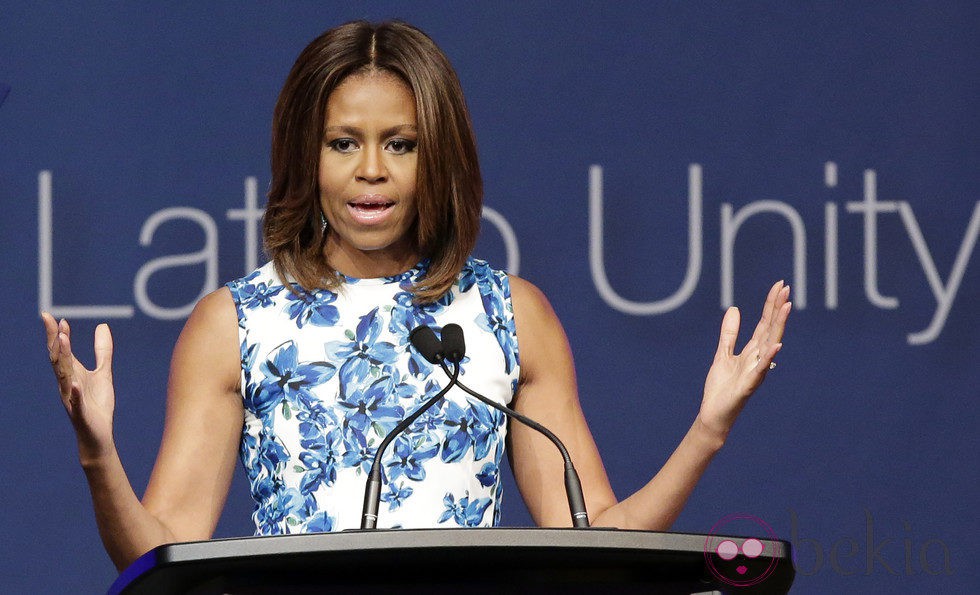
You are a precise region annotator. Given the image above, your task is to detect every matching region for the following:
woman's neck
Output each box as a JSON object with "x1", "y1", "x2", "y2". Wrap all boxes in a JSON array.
[{"x1": 323, "y1": 238, "x2": 421, "y2": 279}]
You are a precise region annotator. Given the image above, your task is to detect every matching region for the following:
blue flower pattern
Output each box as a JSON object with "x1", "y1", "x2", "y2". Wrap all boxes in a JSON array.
[{"x1": 228, "y1": 258, "x2": 519, "y2": 534}]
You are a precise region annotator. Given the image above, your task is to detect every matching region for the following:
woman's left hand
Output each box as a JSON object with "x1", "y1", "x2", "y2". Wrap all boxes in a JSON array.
[{"x1": 697, "y1": 281, "x2": 792, "y2": 442}]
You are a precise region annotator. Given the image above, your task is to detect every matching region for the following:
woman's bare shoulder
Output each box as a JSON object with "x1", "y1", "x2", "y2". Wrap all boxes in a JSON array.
[
  {"x1": 508, "y1": 274, "x2": 565, "y2": 338},
  {"x1": 170, "y1": 287, "x2": 241, "y2": 393}
]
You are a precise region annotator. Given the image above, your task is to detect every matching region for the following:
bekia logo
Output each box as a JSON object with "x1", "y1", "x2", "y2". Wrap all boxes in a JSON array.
[{"x1": 704, "y1": 513, "x2": 780, "y2": 587}]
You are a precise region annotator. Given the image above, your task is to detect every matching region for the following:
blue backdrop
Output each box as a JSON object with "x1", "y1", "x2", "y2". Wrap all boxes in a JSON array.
[{"x1": 2, "y1": 3, "x2": 977, "y2": 593}]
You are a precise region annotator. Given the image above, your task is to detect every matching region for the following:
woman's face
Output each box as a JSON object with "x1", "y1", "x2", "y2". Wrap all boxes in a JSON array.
[{"x1": 318, "y1": 70, "x2": 419, "y2": 277}]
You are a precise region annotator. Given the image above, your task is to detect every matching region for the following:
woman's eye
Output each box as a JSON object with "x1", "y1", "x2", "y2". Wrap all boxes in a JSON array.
[
  {"x1": 329, "y1": 138, "x2": 357, "y2": 153},
  {"x1": 386, "y1": 139, "x2": 417, "y2": 155}
]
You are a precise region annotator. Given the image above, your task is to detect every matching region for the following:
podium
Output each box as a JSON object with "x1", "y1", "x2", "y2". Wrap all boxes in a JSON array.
[{"x1": 109, "y1": 528, "x2": 794, "y2": 593}]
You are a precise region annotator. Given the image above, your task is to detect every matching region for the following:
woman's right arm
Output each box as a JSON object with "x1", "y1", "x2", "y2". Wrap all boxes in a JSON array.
[{"x1": 42, "y1": 288, "x2": 243, "y2": 571}]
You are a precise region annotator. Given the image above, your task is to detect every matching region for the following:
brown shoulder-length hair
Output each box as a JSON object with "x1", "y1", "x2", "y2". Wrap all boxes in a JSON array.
[{"x1": 264, "y1": 20, "x2": 482, "y2": 303}]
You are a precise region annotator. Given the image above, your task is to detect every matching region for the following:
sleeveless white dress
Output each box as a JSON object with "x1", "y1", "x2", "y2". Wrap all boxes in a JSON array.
[{"x1": 226, "y1": 258, "x2": 520, "y2": 534}]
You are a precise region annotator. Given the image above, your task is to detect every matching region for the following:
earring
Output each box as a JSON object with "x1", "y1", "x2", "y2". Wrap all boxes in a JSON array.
[{"x1": 319, "y1": 211, "x2": 328, "y2": 232}]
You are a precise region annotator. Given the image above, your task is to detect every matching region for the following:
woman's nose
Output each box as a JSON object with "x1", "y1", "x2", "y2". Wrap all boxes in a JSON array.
[{"x1": 355, "y1": 146, "x2": 387, "y2": 182}]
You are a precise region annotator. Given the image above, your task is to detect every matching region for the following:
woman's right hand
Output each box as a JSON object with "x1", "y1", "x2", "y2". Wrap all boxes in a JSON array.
[{"x1": 42, "y1": 312, "x2": 117, "y2": 464}]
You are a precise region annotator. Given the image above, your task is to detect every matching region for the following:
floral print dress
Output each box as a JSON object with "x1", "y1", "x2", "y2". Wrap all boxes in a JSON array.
[{"x1": 226, "y1": 258, "x2": 520, "y2": 535}]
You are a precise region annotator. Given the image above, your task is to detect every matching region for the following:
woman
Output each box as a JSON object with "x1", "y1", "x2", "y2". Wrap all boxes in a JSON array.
[{"x1": 42, "y1": 20, "x2": 790, "y2": 572}]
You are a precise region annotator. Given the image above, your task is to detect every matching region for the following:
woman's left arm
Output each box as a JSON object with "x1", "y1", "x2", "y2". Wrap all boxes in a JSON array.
[{"x1": 508, "y1": 277, "x2": 790, "y2": 530}]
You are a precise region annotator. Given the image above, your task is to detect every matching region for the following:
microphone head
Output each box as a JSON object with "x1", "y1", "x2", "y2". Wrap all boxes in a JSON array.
[
  {"x1": 441, "y1": 323, "x2": 466, "y2": 363},
  {"x1": 409, "y1": 326, "x2": 444, "y2": 364}
]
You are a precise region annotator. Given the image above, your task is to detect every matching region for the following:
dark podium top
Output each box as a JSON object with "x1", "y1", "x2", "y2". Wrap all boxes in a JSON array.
[{"x1": 110, "y1": 528, "x2": 794, "y2": 594}]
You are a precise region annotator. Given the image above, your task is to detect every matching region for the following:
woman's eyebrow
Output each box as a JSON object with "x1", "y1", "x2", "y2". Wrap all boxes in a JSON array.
[
  {"x1": 324, "y1": 125, "x2": 361, "y2": 136},
  {"x1": 382, "y1": 124, "x2": 417, "y2": 137},
  {"x1": 324, "y1": 124, "x2": 417, "y2": 136}
]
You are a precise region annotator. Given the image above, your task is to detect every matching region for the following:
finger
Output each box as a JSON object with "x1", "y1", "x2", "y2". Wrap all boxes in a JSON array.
[
  {"x1": 94, "y1": 323, "x2": 113, "y2": 374},
  {"x1": 754, "y1": 283, "x2": 790, "y2": 347},
  {"x1": 760, "y1": 281, "x2": 783, "y2": 326},
  {"x1": 41, "y1": 312, "x2": 60, "y2": 358},
  {"x1": 767, "y1": 300, "x2": 792, "y2": 344},
  {"x1": 715, "y1": 306, "x2": 741, "y2": 358},
  {"x1": 746, "y1": 281, "x2": 782, "y2": 343},
  {"x1": 773, "y1": 284, "x2": 790, "y2": 317},
  {"x1": 55, "y1": 332, "x2": 76, "y2": 399}
]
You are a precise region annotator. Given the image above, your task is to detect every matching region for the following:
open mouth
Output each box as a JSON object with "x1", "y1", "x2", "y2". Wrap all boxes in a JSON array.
[
  {"x1": 347, "y1": 196, "x2": 396, "y2": 222},
  {"x1": 349, "y1": 199, "x2": 394, "y2": 211}
]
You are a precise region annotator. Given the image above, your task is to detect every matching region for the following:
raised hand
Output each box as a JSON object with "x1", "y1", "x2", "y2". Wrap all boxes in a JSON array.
[
  {"x1": 42, "y1": 312, "x2": 117, "y2": 463},
  {"x1": 697, "y1": 281, "x2": 792, "y2": 441}
]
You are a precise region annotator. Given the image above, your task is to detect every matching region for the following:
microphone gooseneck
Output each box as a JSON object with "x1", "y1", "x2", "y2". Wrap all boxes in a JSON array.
[
  {"x1": 442, "y1": 363, "x2": 591, "y2": 528},
  {"x1": 360, "y1": 362, "x2": 460, "y2": 529},
  {"x1": 360, "y1": 323, "x2": 590, "y2": 529},
  {"x1": 434, "y1": 324, "x2": 589, "y2": 527},
  {"x1": 360, "y1": 325, "x2": 456, "y2": 530}
]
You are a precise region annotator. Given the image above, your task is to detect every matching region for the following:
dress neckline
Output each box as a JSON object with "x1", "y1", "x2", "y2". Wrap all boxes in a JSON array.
[{"x1": 336, "y1": 259, "x2": 430, "y2": 287}]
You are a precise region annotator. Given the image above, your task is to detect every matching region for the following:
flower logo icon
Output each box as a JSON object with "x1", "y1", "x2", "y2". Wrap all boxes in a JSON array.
[{"x1": 704, "y1": 513, "x2": 779, "y2": 587}]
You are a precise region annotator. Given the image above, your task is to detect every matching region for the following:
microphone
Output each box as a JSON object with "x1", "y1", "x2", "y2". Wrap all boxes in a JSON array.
[
  {"x1": 409, "y1": 325, "x2": 444, "y2": 363},
  {"x1": 434, "y1": 324, "x2": 591, "y2": 528},
  {"x1": 441, "y1": 323, "x2": 465, "y2": 363},
  {"x1": 361, "y1": 324, "x2": 591, "y2": 529},
  {"x1": 360, "y1": 325, "x2": 459, "y2": 529}
]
